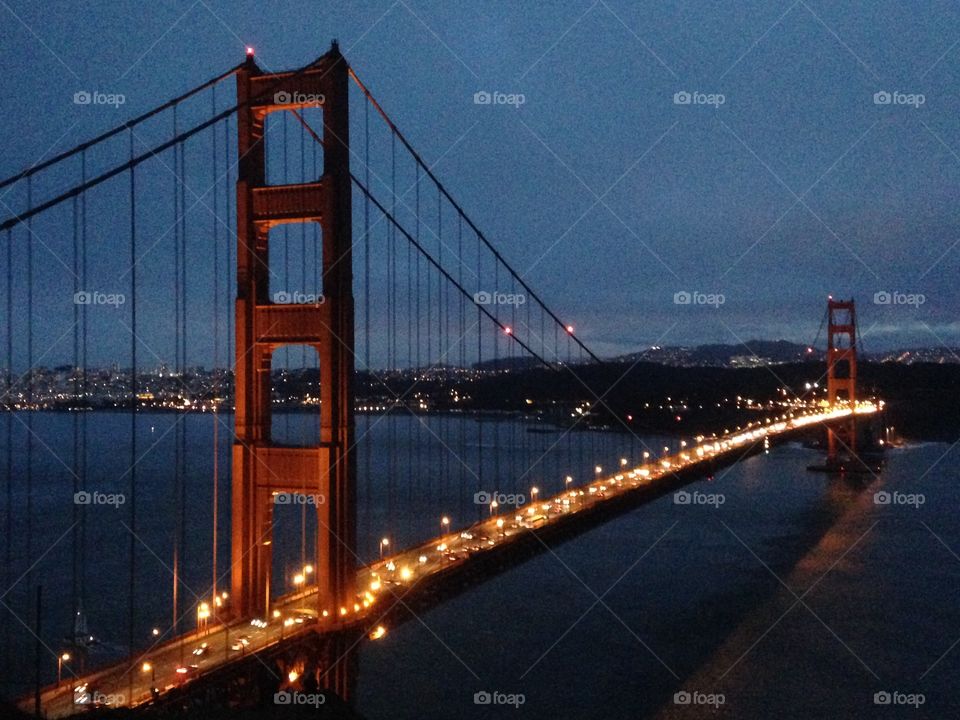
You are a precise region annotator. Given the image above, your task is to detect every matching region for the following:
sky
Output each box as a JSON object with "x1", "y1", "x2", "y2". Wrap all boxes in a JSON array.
[{"x1": 1, "y1": 0, "x2": 960, "y2": 366}]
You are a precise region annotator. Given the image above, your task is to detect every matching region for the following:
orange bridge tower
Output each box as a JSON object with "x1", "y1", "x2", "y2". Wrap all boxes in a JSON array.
[{"x1": 231, "y1": 42, "x2": 356, "y2": 623}]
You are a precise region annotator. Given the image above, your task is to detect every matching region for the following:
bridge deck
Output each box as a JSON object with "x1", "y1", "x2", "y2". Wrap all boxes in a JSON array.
[{"x1": 26, "y1": 405, "x2": 877, "y2": 718}]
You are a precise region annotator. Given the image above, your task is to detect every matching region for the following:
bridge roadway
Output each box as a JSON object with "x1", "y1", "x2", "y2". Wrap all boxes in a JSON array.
[{"x1": 28, "y1": 403, "x2": 878, "y2": 718}]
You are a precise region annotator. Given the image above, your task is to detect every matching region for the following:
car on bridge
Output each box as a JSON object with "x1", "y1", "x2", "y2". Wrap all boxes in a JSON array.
[{"x1": 520, "y1": 514, "x2": 547, "y2": 529}]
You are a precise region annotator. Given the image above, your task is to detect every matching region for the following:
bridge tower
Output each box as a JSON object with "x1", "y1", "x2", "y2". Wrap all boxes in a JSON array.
[
  {"x1": 825, "y1": 297, "x2": 857, "y2": 467},
  {"x1": 231, "y1": 43, "x2": 356, "y2": 624}
]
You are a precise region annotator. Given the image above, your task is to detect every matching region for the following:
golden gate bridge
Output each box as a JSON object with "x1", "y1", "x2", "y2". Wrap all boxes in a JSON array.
[{"x1": 0, "y1": 42, "x2": 878, "y2": 717}]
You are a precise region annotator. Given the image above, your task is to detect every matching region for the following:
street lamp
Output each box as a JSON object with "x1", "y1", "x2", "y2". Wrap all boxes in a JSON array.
[
  {"x1": 594, "y1": 465, "x2": 602, "y2": 475},
  {"x1": 293, "y1": 573, "x2": 305, "y2": 587},
  {"x1": 441, "y1": 516, "x2": 450, "y2": 535},
  {"x1": 489, "y1": 499, "x2": 499, "y2": 516},
  {"x1": 530, "y1": 487, "x2": 539, "y2": 503},
  {"x1": 496, "y1": 518, "x2": 505, "y2": 538},
  {"x1": 142, "y1": 661, "x2": 155, "y2": 686},
  {"x1": 565, "y1": 476, "x2": 572, "y2": 490},
  {"x1": 379, "y1": 537, "x2": 390, "y2": 560},
  {"x1": 620, "y1": 457, "x2": 627, "y2": 467},
  {"x1": 196, "y1": 602, "x2": 210, "y2": 632},
  {"x1": 57, "y1": 653, "x2": 70, "y2": 687},
  {"x1": 643, "y1": 451, "x2": 650, "y2": 462}
]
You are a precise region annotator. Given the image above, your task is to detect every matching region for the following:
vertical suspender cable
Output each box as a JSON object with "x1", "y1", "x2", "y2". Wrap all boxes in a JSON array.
[
  {"x1": 435, "y1": 189, "x2": 442, "y2": 517},
  {"x1": 282, "y1": 115, "x2": 289, "y2": 438},
  {"x1": 3, "y1": 226, "x2": 11, "y2": 684},
  {"x1": 80, "y1": 150, "x2": 88, "y2": 647},
  {"x1": 363, "y1": 99, "x2": 371, "y2": 547},
  {"x1": 172, "y1": 107, "x2": 182, "y2": 642},
  {"x1": 71, "y1": 190, "x2": 80, "y2": 638},
  {"x1": 458, "y1": 214, "x2": 466, "y2": 522},
  {"x1": 414, "y1": 164, "x2": 421, "y2": 542},
  {"x1": 179, "y1": 129, "x2": 188, "y2": 641},
  {"x1": 299, "y1": 114, "x2": 307, "y2": 572},
  {"x1": 406, "y1": 151, "x2": 413, "y2": 543},
  {"x1": 388, "y1": 132, "x2": 396, "y2": 531},
  {"x1": 476, "y1": 230, "x2": 482, "y2": 521},
  {"x1": 211, "y1": 90, "x2": 219, "y2": 617},
  {"x1": 127, "y1": 128, "x2": 138, "y2": 701},
  {"x1": 25, "y1": 176, "x2": 33, "y2": 604}
]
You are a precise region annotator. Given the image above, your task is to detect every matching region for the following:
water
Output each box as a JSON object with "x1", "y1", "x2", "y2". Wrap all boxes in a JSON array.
[
  {"x1": 0, "y1": 410, "x2": 646, "y2": 698},
  {"x1": 1, "y1": 413, "x2": 958, "y2": 718},
  {"x1": 355, "y1": 440, "x2": 960, "y2": 720}
]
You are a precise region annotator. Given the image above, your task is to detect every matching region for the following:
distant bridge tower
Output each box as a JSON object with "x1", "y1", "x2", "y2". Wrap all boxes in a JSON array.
[
  {"x1": 231, "y1": 43, "x2": 356, "y2": 623},
  {"x1": 825, "y1": 297, "x2": 857, "y2": 467}
]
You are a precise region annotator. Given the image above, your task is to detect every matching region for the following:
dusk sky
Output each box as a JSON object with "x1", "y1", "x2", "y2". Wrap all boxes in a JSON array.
[{"x1": 2, "y1": 0, "x2": 960, "y2": 363}]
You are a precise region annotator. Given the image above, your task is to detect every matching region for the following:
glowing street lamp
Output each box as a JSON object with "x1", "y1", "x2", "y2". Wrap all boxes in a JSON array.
[
  {"x1": 496, "y1": 517, "x2": 505, "y2": 538},
  {"x1": 57, "y1": 653, "x2": 70, "y2": 687},
  {"x1": 565, "y1": 476, "x2": 573, "y2": 490},
  {"x1": 293, "y1": 573, "x2": 305, "y2": 587},
  {"x1": 489, "y1": 499, "x2": 499, "y2": 516},
  {"x1": 440, "y1": 516, "x2": 450, "y2": 534},
  {"x1": 196, "y1": 602, "x2": 210, "y2": 632},
  {"x1": 142, "y1": 661, "x2": 155, "y2": 685},
  {"x1": 530, "y1": 487, "x2": 539, "y2": 502},
  {"x1": 379, "y1": 537, "x2": 390, "y2": 560}
]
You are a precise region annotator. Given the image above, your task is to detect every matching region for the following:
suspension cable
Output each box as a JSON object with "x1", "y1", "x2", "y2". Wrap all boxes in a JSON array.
[
  {"x1": 348, "y1": 67, "x2": 601, "y2": 364},
  {"x1": 352, "y1": 175, "x2": 556, "y2": 369},
  {"x1": 0, "y1": 64, "x2": 242, "y2": 192},
  {"x1": 0, "y1": 52, "x2": 339, "y2": 231}
]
